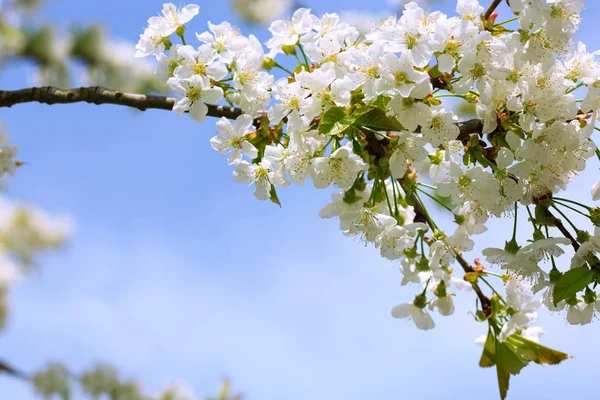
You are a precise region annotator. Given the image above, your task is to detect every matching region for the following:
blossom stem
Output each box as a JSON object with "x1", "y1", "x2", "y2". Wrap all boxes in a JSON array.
[
  {"x1": 297, "y1": 43, "x2": 311, "y2": 70},
  {"x1": 566, "y1": 81, "x2": 584, "y2": 94},
  {"x1": 552, "y1": 200, "x2": 592, "y2": 220},
  {"x1": 552, "y1": 197, "x2": 591, "y2": 211},
  {"x1": 511, "y1": 202, "x2": 518, "y2": 241},
  {"x1": 293, "y1": 52, "x2": 305, "y2": 69},
  {"x1": 435, "y1": 94, "x2": 465, "y2": 99},
  {"x1": 416, "y1": 187, "x2": 453, "y2": 212},
  {"x1": 274, "y1": 62, "x2": 294, "y2": 76},
  {"x1": 550, "y1": 204, "x2": 579, "y2": 233},
  {"x1": 417, "y1": 182, "x2": 437, "y2": 190},
  {"x1": 414, "y1": 191, "x2": 438, "y2": 230},
  {"x1": 391, "y1": 178, "x2": 399, "y2": 215},
  {"x1": 317, "y1": 136, "x2": 336, "y2": 156},
  {"x1": 484, "y1": 270, "x2": 505, "y2": 279},
  {"x1": 590, "y1": 138, "x2": 600, "y2": 161},
  {"x1": 480, "y1": 276, "x2": 507, "y2": 305},
  {"x1": 494, "y1": 17, "x2": 518, "y2": 26},
  {"x1": 526, "y1": 205, "x2": 538, "y2": 230},
  {"x1": 383, "y1": 177, "x2": 394, "y2": 215}
]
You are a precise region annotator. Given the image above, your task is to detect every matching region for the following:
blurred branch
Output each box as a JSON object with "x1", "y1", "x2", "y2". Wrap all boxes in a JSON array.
[
  {"x1": 484, "y1": 0, "x2": 503, "y2": 19},
  {"x1": 0, "y1": 359, "x2": 29, "y2": 380}
]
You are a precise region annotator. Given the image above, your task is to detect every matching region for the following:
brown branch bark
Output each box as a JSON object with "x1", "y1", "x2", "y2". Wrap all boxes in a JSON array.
[
  {"x1": 484, "y1": 0, "x2": 503, "y2": 19},
  {"x1": 0, "y1": 87, "x2": 243, "y2": 120},
  {"x1": 0, "y1": 359, "x2": 29, "y2": 380},
  {"x1": 0, "y1": 86, "x2": 484, "y2": 139}
]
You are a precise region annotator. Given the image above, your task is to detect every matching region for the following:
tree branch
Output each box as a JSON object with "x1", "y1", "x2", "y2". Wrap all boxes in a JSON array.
[
  {"x1": 0, "y1": 87, "x2": 244, "y2": 120},
  {"x1": 484, "y1": 0, "x2": 503, "y2": 20},
  {"x1": 0, "y1": 359, "x2": 29, "y2": 381},
  {"x1": 0, "y1": 86, "x2": 484, "y2": 141}
]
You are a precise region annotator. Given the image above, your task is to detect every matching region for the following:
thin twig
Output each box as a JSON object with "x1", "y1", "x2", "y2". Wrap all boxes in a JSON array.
[
  {"x1": 0, "y1": 359, "x2": 29, "y2": 381},
  {"x1": 484, "y1": 0, "x2": 503, "y2": 20}
]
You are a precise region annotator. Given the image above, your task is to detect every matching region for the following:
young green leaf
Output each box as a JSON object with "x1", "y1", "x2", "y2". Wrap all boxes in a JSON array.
[
  {"x1": 318, "y1": 107, "x2": 355, "y2": 136},
  {"x1": 552, "y1": 266, "x2": 593, "y2": 305},
  {"x1": 356, "y1": 108, "x2": 404, "y2": 132},
  {"x1": 269, "y1": 185, "x2": 281, "y2": 207}
]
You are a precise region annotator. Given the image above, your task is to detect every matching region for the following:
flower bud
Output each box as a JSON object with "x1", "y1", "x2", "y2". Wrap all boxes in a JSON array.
[
  {"x1": 504, "y1": 238, "x2": 520, "y2": 254},
  {"x1": 428, "y1": 150, "x2": 444, "y2": 165},
  {"x1": 262, "y1": 57, "x2": 277, "y2": 71},
  {"x1": 565, "y1": 295, "x2": 579, "y2": 307},
  {"x1": 576, "y1": 230, "x2": 591, "y2": 244},
  {"x1": 584, "y1": 287, "x2": 597, "y2": 304},
  {"x1": 175, "y1": 25, "x2": 186, "y2": 38},
  {"x1": 416, "y1": 257, "x2": 430, "y2": 272},
  {"x1": 404, "y1": 246, "x2": 418, "y2": 259},
  {"x1": 434, "y1": 279, "x2": 448, "y2": 298},
  {"x1": 282, "y1": 44, "x2": 297, "y2": 55},
  {"x1": 454, "y1": 214, "x2": 466, "y2": 225},
  {"x1": 464, "y1": 91, "x2": 479, "y2": 103},
  {"x1": 413, "y1": 293, "x2": 427, "y2": 309},
  {"x1": 591, "y1": 207, "x2": 600, "y2": 226}
]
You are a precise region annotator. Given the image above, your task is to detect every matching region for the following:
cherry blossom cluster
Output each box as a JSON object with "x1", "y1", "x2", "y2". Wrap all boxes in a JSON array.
[{"x1": 135, "y1": 1, "x2": 600, "y2": 394}]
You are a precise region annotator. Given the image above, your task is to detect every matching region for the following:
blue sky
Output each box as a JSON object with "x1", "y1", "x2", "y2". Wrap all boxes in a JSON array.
[{"x1": 1, "y1": 1, "x2": 600, "y2": 399}]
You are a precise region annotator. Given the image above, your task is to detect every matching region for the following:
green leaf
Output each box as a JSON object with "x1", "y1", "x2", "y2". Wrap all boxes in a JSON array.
[
  {"x1": 356, "y1": 108, "x2": 403, "y2": 132},
  {"x1": 479, "y1": 331, "x2": 496, "y2": 368},
  {"x1": 479, "y1": 332, "x2": 570, "y2": 400},
  {"x1": 552, "y1": 266, "x2": 593, "y2": 305},
  {"x1": 505, "y1": 335, "x2": 570, "y2": 366},
  {"x1": 318, "y1": 107, "x2": 355, "y2": 136},
  {"x1": 370, "y1": 95, "x2": 391, "y2": 111},
  {"x1": 269, "y1": 185, "x2": 282, "y2": 207}
]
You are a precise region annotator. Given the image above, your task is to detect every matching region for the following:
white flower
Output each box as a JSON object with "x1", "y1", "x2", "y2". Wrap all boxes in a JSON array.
[
  {"x1": 376, "y1": 223, "x2": 422, "y2": 261},
  {"x1": 168, "y1": 75, "x2": 224, "y2": 123},
  {"x1": 389, "y1": 133, "x2": 428, "y2": 179},
  {"x1": 421, "y1": 108, "x2": 460, "y2": 148},
  {"x1": 391, "y1": 302, "x2": 435, "y2": 330},
  {"x1": 173, "y1": 44, "x2": 228, "y2": 81},
  {"x1": 386, "y1": 81, "x2": 433, "y2": 131},
  {"x1": 233, "y1": 159, "x2": 274, "y2": 201},
  {"x1": 134, "y1": 25, "x2": 166, "y2": 58},
  {"x1": 592, "y1": 181, "x2": 600, "y2": 201},
  {"x1": 566, "y1": 301, "x2": 595, "y2": 325},
  {"x1": 196, "y1": 21, "x2": 248, "y2": 61},
  {"x1": 499, "y1": 275, "x2": 541, "y2": 341},
  {"x1": 266, "y1": 8, "x2": 316, "y2": 55},
  {"x1": 155, "y1": 44, "x2": 184, "y2": 83},
  {"x1": 210, "y1": 115, "x2": 258, "y2": 165},
  {"x1": 341, "y1": 208, "x2": 397, "y2": 244},
  {"x1": 148, "y1": 3, "x2": 200, "y2": 37},
  {"x1": 499, "y1": 300, "x2": 542, "y2": 341},
  {"x1": 311, "y1": 144, "x2": 367, "y2": 189},
  {"x1": 429, "y1": 295, "x2": 455, "y2": 316}
]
